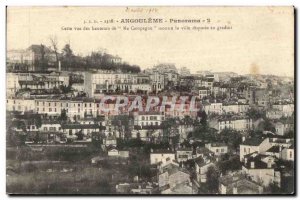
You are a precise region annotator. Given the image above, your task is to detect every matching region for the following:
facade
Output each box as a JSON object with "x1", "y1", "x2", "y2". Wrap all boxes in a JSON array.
[
  {"x1": 205, "y1": 143, "x2": 228, "y2": 156},
  {"x1": 219, "y1": 171, "x2": 263, "y2": 194},
  {"x1": 150, "y1": 149, "x2": 176, "y2": 166},
  {"x1": 176, "y1": 148, "x2": 193, "y2": 162},
  {"x1": 242, "y1": 153, "x2": 281, "y2": 187},
  {"x1": 209, "y1": 116, "x2": 253, "y2": 132}
]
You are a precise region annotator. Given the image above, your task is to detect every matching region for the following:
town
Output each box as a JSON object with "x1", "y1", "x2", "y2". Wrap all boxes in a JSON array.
[{"x1": 6, "y1": 43, "x2": 294, "y2": 195}]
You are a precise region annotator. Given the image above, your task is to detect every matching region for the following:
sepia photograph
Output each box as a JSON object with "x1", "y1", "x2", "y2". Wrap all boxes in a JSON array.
[{"x1": 5, "y1": 6, "x2": 295, "y2": 195}]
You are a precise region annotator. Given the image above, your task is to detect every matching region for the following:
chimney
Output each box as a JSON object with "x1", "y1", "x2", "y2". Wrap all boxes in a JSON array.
[
  {"x1": 233, "y1": 186, "x2": 238, "y2": 194},
  {"x1": 267, "y1": 160, "x2": 272, "y2": 168},
  {"x1": 250, "y1": 161, "x2": 255, "y2": 169}
]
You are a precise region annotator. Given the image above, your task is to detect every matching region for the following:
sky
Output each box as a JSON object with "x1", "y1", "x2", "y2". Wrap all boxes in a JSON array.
[{"x1": 7, "y1": 6, "x2": 294, "y2": 77}]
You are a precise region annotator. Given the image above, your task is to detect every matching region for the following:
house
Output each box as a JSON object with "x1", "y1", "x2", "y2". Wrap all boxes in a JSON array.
[
  {"x1": 209, "y1": 115, "x2": 253, "y2": 133},
  {"x1": 39, "y1": 121, "x2": 62, "y2": 132},
  {"x1": 107, "y1": 147, "x2": 130, "y2": 158},
  {"x1": 158, "y1": 163, "x2": 192, "y2": 194},
  {"x1": 194, "y1": 156, "x2": 216, "y2": 183},
  {"x1": 150, "y1": 149, "x2": 176, "y2": 166},
  {"x1": 61, "y1": 123, "x2": 100, "y2": 141},
  {"x1": 266, "y1": 109, "x2": 284, "y2": 119},
  {"x1": 205, "y1": 143, "x2": 228, "y2": 156},
  {"x1": 195, "y1": 147, "x2": 214, "y2": 158},
  {"x1": 272, "y1": 103, "x2": 294, "y2": 117},
  {"x1": 134, "y1": 111, "x2": 165, "y2": 127},
  {"x1": 178, "y1": 123, "x2": 195, "y2": 142},
  {"x1": 203, "y1": 102, "x2": 223, "y2": 115},
  {"x1": 131, "y1": 127, "x2": 163, "y2": 142},
  {"x1": 198, "y1": 87, "x2": 210, "y2": 99},
  {"x1": 242, "y1": 153, "x2": 281, "y2": 187},
  {"x1": 103, "y1": 135, "x2": 117, "y2": 147},
  {"x1": 160, "y1": 182, "x2": 195, "y2": 194},
  {"x1": 264, "y1": 146, "x2": 282, "y2": 159},
  {"x1": 176, "y1": 147, "x2": 193, "y2": 162},
  {"x1": 219, "y1": 171, "x2": 263, "y2": 194},
  {"x1": 275, "y1": 121, "x2": 293, "y2": 136},
  {"x1": 239, "y1": 137, "x2": 265, "y2": 161},
  {"x1": 222, "y1": 103, "x2": 250, "y2": 114},
  {"x1": 240, "y1": 137, "x2": 294, "y2": 161},
  {"x1": 280, "y1": 145, "x2": 294, "y2": 161},
  {"x1": 150, "y1": 71, "x2": 165, "y2": 92}
]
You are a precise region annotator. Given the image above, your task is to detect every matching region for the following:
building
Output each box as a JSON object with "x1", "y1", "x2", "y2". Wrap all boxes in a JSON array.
[
  {"x1": 275, "y1": 121, "x2": 293, "y2": 136},
  {"x1": 209, "y1": 115, "x2": 253, "y2": 133},
  {"x1": 150, "y1": 72, "x2": 165, "y2": 92},
  {"x1": 272, "y1": 103, "x2": 294, "y2": 117},
  {"x1": 219, "y1": 171, "x2": 263, "y2": 194},
  {"x1": 198, "y1": 87, "x2": 210, "y2": 99},
  {"x1": 222, "y1": 103, "x2": 250, "y2": 114},
  {"x1": 150, "y1": 149, "x2": 175, "y2": 166},
  {"x1": 239, "y1": 137, "x2": 266, "y2": 161},
  {"x1": 194, "y1": 157, "x2": 216, "y2": 183},
  {"x1": 107, "y1": 147, "x2": 129, "y2": 158},
  {"x1": 6, "y1": 98, "x2": 36, "y2": 113},
  {"x1": 7, "y1": 44, "x2": 57, "y2": 71},
  {"x1": 134, "y1": 111, "x2": 164, "y2": 128},
  {"x1": 205, "y1": 143, "x2": 228, "y2": 156},
  {"x1": 61, "y1": 123, "x2": 100, "y2": 141},
  {"x1": 203, "y1": 102, "x2": 223, "y2": 115},
  {"x1": 176, "y1": 147, "x2": 193, "y2": 162},
  {"x1": 280, "y1": 145, "x2": 294, "y2": 161},
  {"x1": 242, "y1": 153, "x2": 281, "y2": 187},
  {"x1": 158, "y1": 163, "x2": 192, "y2": 194}
]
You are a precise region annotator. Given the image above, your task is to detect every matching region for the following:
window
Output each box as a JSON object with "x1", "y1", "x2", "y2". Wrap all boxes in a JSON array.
[
  {"x1": 49, "y1": 108, "x2": 52, "y2": 112},
  {"x1": 44, "y1": 127, "x2": 48, "y2": 131},
  {"x1": 290, "y1": 151, "x2": 293, "y2": 158}
]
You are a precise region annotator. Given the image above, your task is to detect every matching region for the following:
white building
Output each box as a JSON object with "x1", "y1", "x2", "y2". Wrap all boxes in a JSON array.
[{"x1": 150, "y1": 149, "x2": 175, "y2": 166}]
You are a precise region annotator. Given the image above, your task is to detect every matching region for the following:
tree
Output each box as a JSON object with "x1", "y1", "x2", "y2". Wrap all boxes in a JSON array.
[
  {"x1": 246, "y1": 108, "x2": 265, "y2": 120},
  {"x1": 206, "y1": 166, "x2": 219, "y2": 193},
  {"x1": 49, "y1": 35, "x2": 59, "y2": 67},
  {"x1": 61, "y1": 44, "x2": 74, "y2": 70},
  {"x1": 218, "y1": 129, "x2": 242, "y2": 151},
  {"x1": 60, "y1": 109, "x2": 68, "y2": 121},
  {"x1": 111, "y1": 115, "x2": 132, "y2": 139},
  {"x1": 262, "y1": 119, "x2": 276, "y2": 132},
  {"x1": 199, "y1": 111, "x2": 208, "y2": 127},
  {"x1": 38, "y1": 44, "x2": 47, "y2": 71},
  {"x1": 161, "y1": 118, "x2": 179, "y2": 142}
]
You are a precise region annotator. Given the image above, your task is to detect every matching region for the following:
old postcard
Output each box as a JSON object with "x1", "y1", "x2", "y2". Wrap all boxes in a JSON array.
[{"x1": 6, "y1": 6, "x2": 295, "y2": 195}]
